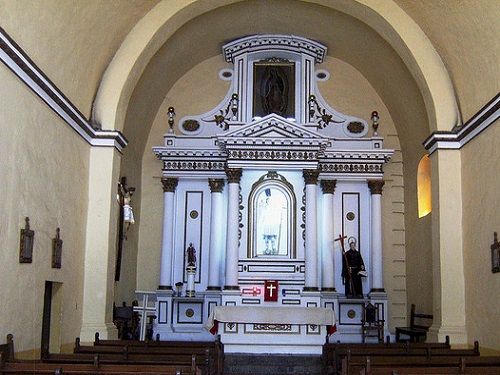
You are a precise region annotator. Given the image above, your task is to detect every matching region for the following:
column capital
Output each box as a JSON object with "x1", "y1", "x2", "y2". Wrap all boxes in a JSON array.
[
  {"x1": 303, "y1": 169, "x2": 320, "y2": 185},
  {"x1": 320, "y1": 179, "x2": 337, "y2": 194},
  {"x1": 225, "y1": 168, "x2": 242, "y2": 183},
  {"x1": 161, "y1": 177, "x2": 178, "y2": 192},
  {"x1": 208, "y1": 178, "x2": 225, "y2": 193},
  {"x1": 368, "y1": 180, "x2": 385, "y2": 195}
]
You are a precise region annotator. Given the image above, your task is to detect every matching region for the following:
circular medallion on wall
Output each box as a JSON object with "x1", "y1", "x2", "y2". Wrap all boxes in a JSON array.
[
  {"x1": 185, "y1": 308, "x2": 194, "y2": 318},
  {"x1": 347, "y1": 309, "x2": 356, "y2": 319},
  {"x1": 346, "y1": 212, "x2": 356, "y2": 221},
  {"x1": 190, "y1": 210, "x2": 199, "y2": 219}
]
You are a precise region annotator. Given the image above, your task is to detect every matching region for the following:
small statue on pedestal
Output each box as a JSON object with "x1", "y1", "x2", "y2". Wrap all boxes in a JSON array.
[
  {"x1": 186, "y1": 243, "x2": 197, "y2": 297},
  {"x1": 187, "y1": 243, "x2": 196, "y2": 266}
]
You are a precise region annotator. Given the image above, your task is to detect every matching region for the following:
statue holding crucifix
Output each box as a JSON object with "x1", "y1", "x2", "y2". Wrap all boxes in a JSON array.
[{"x1": 336, "y1": 234, "x2": 367, "y2": 298}]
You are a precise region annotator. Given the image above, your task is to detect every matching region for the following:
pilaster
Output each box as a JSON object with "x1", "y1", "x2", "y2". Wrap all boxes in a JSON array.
[
  {"x1": 207, "y1": 179, "x2": 225, "y2": 290},
  {"x1": 428, "y1": 149, "x2": 467, "y2": 344},
  {"x1": 80, "y1": 147, "x2": 120, "y2": 342}
]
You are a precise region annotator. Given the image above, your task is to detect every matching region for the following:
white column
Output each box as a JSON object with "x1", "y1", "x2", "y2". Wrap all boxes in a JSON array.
[
  {"x1": 303, "y1": 170, "x2": 320, "y2": 291},
  {"x1": 224, "y1": 169, "x2": 242, "y2": 290},
  {"x1": 159, "y1": 177, "x2": 178, "y2": 289},
  {"x1": 368, "y1": 180, "x2": 384, "y2": 292},
  {"x1": 207, "y1": 179, "x2": 225, "y2": 290},
  {"x1": 320, "y1": 180, "x2": 336, "y2": 292}
]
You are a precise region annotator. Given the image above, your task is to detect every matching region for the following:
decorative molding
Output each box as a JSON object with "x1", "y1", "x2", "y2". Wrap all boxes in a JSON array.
[
  {"x1": 368, "y1": 180, "x2": 385, "y2": 195},
  {"x1": 223, "y1": 34, "x2": 327, "y2": 64},
  {"x1": 303, "y1": 169, "x2": 320, "y2": 185},
  {"x1": 225, "y1": 168, "x2": 242, "y2": 183},
  {"x1": 161, "y1": 177, "x2": 178, "y2": 192},
  {"x1": 319, "y1": 163, "x2": 383, "y2": 174},
  {"x1": 423, "y1": 93, "x2": 499, "y2": 154},
  {"x1": 0, "y1": 27, "x2": 127, "y2": 152},
  {"x1": 320, "y1": 180, "x2": 337, "y2": 194},
  {"x1": 208, "y1": 178, "x2": 225, "y2": 193}
]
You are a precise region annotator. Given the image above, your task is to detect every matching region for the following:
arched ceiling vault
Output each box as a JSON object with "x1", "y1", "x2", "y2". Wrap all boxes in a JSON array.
[{"x1": 93, "y1": 0, "x2": 460, "y2": 159}]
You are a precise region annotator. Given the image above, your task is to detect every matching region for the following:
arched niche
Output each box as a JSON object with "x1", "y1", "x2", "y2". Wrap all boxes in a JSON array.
[
  {"x1": 417, "y1": 154, "x2": 432, "y2": 218},
  {"x1": 247, "y1": 172, "x2": 296, "y2": 259}
]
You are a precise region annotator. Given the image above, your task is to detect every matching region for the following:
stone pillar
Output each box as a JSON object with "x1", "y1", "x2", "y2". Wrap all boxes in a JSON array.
[
  {"x1": 368, "y1": 180, "x2": 385, "y2": 292},
  {"x1": 158, "y1": 177, "x2": 178, "y2": 289},
  {"x1": 224, "y1": 168, "x2": 242, "y2": 290},
  {"x1": 428, "y1": 149, "x2": 467, "y2": 344},
  {"x1": 207, "y1": 179, "x2": 225, "y2": 290},
  {"x1": 303, "y1": 169, "x2": 320, "y2": 291},
  {"x1": 320, "y1": 180, "x2": 336, "y2": 292},
  {"x1": 80, "y1": 147, "x2": 120, "y2": 342}
]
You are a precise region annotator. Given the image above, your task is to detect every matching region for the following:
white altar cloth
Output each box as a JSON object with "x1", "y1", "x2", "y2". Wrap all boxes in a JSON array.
[{"x1": 206, "y1": 306, "x2": 335, "y2": 332}]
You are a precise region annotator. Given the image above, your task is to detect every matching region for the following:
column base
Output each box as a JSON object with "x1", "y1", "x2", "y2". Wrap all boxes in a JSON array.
[
  {"x1": 207, "y1": 286, "x2": 222, "y2": 291},
  {"x1": 428, "y1": 324, "x2": 467, "y2": 345},
  {"x1": 224, "y1": 285, "x2": 240, "y2": 291},
  {"x1": 303, "y1": 286, "x2": 319, "y2": 292},
  {"x1": 79, "y1": 323, "x2": 117, "y2": 343},
  {"x1": 321, "y1": 287, "x2": 336, "y2": 292},
  {"x1": 158, "y1": 285, "x2": 172, "y2": 290}
]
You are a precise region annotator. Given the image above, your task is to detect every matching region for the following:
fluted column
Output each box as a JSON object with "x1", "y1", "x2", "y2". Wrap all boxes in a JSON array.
[
  {"x1": 368, "y1": 180, "x2": 384, "y2": 292},
  {"x1": 320, "y1": 180, "x2": 336, "y2": 292},
  {"x1": 207, "y1": 179, "x2": 225, "y2": 290},
  {"x1": 224, "y1": 168, "x2": 242, "y2": 290},
  {"x1": 303, "y1": 169, "x2": 320, "y2": 291},
  {"x1": 159, "y1": 177, "x2": 178, "y2": 289}
]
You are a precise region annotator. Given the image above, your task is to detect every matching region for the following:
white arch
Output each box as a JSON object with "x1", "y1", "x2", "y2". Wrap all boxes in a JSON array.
[{"x1": 92, "y1": 0, "x2": 459, "y2": 133}]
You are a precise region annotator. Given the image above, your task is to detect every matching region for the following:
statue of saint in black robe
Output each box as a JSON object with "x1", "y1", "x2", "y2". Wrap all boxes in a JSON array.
[{"x1": 342, "y1": 239, "x2": 366, "y2": 297}]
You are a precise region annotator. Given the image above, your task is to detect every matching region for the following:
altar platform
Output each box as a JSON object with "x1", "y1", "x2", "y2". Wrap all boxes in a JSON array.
[{"x1": 207, "y1": 306, "x2": 335, "y2": 354}]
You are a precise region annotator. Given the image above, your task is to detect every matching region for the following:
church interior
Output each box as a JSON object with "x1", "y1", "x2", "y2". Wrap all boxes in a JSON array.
[{"x1": 0, "y1": 0, "x2": 499, "y2": 373}]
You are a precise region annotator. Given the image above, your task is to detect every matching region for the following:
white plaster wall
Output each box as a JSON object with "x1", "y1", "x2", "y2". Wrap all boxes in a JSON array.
[
  {"x1": 461, "y1": 121, "x2": 500, "y2": 351},
  {"x1": 0, "y1": 65, "x2": 90, "y2": 356}
]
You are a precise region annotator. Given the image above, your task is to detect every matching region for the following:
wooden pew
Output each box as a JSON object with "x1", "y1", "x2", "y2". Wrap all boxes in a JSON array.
[
  {"x1": 80, "y1": 333, "x2": 223, "y2": 375},
  {"x1": 323, "y1": 338, "x2": 452, "y2": 374},
  {"x1": 0, "y1": 361, "x2": 199, "y2": 374},
  {"x1": 0, "y1": 335, "x2": 15, "y2": 366},
  {"x1": 48, "y1": 336, "x2": 220, "y2": 375},
  {"x1": 353, "y1": 355, "x2": 500, "y2": 375}
]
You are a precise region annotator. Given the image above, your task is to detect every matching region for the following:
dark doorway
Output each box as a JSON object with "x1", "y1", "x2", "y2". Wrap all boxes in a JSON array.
[{"x1": 41, "y1": 281, "x2": 63, "y2": 358}]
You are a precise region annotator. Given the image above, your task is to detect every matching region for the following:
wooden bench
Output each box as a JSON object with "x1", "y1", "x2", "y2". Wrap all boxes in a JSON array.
[
  {"x1": 348, "y1": 355, "x2": 500, "y2": 375},
  {"x1": 88, "y1": 333, "x2": 223, "y2": 375},
  {"x1": 0, "y1": 335, "x2": 14, "y2": 366},
  {"x1": 395, "y1": 304, "x2": 433, "y2": 343},
  {"x1": 323, "y1": 339, "x2": 454, "y2": 374},
  {"x1": 0, "y1": 361, "x2": 199, "y2": 374}
]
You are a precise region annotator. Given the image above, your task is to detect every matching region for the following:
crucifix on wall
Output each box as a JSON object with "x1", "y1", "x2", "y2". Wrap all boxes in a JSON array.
[{"x1": 115, "y1": 177, "x2": 135, "y2": 281}]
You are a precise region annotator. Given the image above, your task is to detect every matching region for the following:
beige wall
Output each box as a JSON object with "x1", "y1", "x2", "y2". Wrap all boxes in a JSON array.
[
  {"x1": 396, "y1": 0, "x2": 500, "y2": 120},
  {"x1": 0, "y1": 65, "x2": 89, "y2": 356},
  {"x1": 0, "y1": 0, "x2": 157, "y2": 119},
  {"x1": 136, "y1": 55, "x2": 407, "y2": 331},
  {"x1": 461, "y1": 121, "x2": 500, "y2": 350}
]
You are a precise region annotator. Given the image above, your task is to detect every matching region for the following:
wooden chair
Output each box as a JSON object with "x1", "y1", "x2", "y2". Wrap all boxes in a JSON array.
[
  {"x1": 395, "y1": 304, "x2": 433, "y2": 342},
  {"x1": 361, "y1": 303, "x2": 384, "y2": 343}
]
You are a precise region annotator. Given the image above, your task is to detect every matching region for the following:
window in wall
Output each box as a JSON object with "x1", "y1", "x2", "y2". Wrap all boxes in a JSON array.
[{"x1": 417, "y1": 155, "x2": 432, "y2": 218}]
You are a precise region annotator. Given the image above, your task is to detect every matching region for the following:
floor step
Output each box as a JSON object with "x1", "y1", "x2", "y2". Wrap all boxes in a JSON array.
[{"x1": 224, "y1": 354, "x2": 323, "y2": 375}]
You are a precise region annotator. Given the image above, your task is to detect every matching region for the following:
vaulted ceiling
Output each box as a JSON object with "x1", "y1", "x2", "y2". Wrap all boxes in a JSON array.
[{"x1": 0, "y1": 0, "x2": 498, "y2": 160}]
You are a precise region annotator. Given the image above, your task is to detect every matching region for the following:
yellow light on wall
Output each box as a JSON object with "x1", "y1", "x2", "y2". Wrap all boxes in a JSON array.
[{"x1": 417, "y1": 155, "x2": 432, "y2": 218}]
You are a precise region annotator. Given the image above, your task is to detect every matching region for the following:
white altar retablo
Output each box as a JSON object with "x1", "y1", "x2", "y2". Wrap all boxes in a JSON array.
[
  {"x1": 207, "y1": 306, "x2": 336, "y2": 354},
  {"x1": 148, "y1": 34, "x2": 392, "y2": 346}
]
